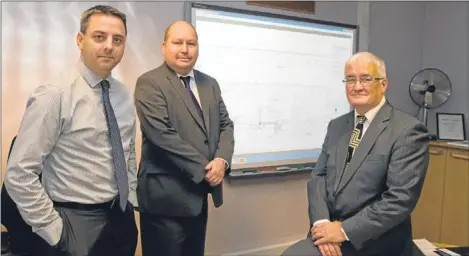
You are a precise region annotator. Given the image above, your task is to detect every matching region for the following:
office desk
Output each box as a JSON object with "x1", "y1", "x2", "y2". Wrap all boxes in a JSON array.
[{"x1": 412, "y1": 141, "x2": 469, "y2": 246}]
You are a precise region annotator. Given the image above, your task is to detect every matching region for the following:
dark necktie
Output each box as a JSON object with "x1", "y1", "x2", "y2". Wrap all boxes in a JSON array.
[
  {"x1": 101, "y1": 80, "x2": 128, "y2": 211},
  {"x1": 345, "y1": 115, "x2": 367, "y2": 167},
  {"x1": 180, "y1": 76, "x2": 204, "y2": 122},
  {"x1": 180, "y1": 76, "x2": 211, "y2": 191}
]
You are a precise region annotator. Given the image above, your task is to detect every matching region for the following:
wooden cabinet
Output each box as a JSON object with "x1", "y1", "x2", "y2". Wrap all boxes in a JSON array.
[
  {"x1": 440, "y1": 148, "x2": 469, "y2": 246},
  {"x1": 412, "y1": 145, "x2": 447, "y2": 242},
  {"x1": 412, "y1": 141, "x2": 469, "y2": 246}
]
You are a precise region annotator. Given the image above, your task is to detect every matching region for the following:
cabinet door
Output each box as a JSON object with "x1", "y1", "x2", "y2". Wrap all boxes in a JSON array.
[
  {"x1": 440, "y1": 149, "x2": 469, "y2": 246},
  {"x1": 412, "y1": 146, "x2": 447, "y2": 242}
]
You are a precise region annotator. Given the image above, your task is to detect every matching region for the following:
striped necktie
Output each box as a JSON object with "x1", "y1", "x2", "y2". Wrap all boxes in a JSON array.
[
  {"x1": 101, "y1": 80, "x2": 129, "y2": 211},
  {"x1": 345, "y1": 115, "x2": 366, "y2": 167}
]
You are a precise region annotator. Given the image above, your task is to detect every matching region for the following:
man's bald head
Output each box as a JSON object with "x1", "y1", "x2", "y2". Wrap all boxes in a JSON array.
[
  {"x1": 162, "y1": 20, "x2": 199, "y2": 75},
  {"x1": 164, "y1": 21, "x2": 198, "y2": 42}
]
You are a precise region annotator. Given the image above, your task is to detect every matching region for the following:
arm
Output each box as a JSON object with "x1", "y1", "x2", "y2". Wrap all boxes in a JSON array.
[
  {"x1": 134, "y1": 75, "x2": 209, "y2": 184},
  {"x1": 4, "y1": 85, "x2": 63, "y2": 246},
  {"x1": 127, "y1": 121, "x2": 138, "y2": 208},
  {"x1": 342, "y1": 122, "x2": 429, "y2": 249},
  {"x1": 307, "y1": 121, "x2": 333, "y2": 227},
  {"x1": 212, "y1": 81, "x2": 234, "y2": 174}
]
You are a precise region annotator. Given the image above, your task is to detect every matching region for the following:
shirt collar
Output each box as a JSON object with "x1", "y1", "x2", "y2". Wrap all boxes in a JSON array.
[
  {"x1": 176, "y1": 69, "x2": 195, "y2": 80},
  {"x1": 354, "y1": 96, "x2": 386, "y2": 124},
  {"x1": 76, "y1": 58, "x2": 112, "y2": 88}
]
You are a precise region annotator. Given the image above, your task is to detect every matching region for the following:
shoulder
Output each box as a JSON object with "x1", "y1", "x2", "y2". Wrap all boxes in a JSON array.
[
  {"x1": 137, "y1": 64, "x2": 168, "y2": 82},
  {"x1": 387, "y1": 104, "x2": 427, "y2": 137},
  {"x1": 194, "y1": 69, "x2": 216, "y2": 83},
  {"x1": 329, "y1": 111, "x2": 353, "y2": 127},
  {"x1": 26, "y1": 67, "x2": 82, "y2": 107},
  {"x1": 390, "y1": 106, "x2": 422, "y2": 127}
]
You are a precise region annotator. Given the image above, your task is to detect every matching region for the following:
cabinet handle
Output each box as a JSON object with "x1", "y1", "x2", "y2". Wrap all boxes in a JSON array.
[
  {"x1": 430, "y1": 149, "x2": 443, "y2": 155},
  {"x1": 450, "y1": 153, "x2": 469, "y2": 160}
]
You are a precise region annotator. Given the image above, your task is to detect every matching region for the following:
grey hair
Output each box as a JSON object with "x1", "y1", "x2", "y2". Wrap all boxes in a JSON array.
[
  {"x1": 80, "y1": 5, "x2": 127, "y2": 35},
  {"x1": 346, "y1": 52, "x2": 387, "y2": 78}
]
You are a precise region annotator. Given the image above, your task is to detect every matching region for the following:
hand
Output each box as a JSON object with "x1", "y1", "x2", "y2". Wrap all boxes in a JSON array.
[
  {"x1": 312, "y1": 221, "x2": 346, "y2": 245},
  {"x1": 317, "y1": 242, "x2": 342, "y2": 256},
  {"x1": 204, "y1": 159, "x2": 225, "y2": 186}
]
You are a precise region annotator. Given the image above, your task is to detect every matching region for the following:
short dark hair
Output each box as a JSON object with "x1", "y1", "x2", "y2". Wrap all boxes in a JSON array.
[
  {"x1": 164, "y1": 21, "x2": 198, "y2": 42},
  {"x1": 80, "y1": 5, "x2": 127, "y2": 35}
]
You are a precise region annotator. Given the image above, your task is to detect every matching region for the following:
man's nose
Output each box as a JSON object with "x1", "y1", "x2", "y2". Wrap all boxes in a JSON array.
[
  {"x1": 104, "y1": 38, "x2": 114, "y2": 51},
  {"x1": 181, "y1": 43, "x2": 188, "y2": 53}
]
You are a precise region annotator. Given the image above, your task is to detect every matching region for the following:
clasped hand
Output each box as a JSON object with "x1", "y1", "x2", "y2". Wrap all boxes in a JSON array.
[
  {"x1": 204, "y1": 159, "x2": 225, "y2": 186},
  {"x1": 311, "y1": 221, "x2": 346, "y2": 256}
]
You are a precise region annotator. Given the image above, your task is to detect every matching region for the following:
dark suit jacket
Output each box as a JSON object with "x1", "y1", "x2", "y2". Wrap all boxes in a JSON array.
[
  {"x1": 308, "y1": 102, "x2": 429, "y2": 254},
  {"x1": 134, "y1": 63, "x2": 234, "y2": 217}
]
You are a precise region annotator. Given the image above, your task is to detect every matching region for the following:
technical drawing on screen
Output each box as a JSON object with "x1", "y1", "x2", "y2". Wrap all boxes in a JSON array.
[{"x1": 187, "y1": 3, "x2": 358, "y2": 170}]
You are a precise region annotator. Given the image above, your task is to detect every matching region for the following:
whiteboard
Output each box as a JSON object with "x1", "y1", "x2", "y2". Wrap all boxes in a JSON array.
[{"x1": 188, "y1": 3, "x2": 357, "y2": 169}]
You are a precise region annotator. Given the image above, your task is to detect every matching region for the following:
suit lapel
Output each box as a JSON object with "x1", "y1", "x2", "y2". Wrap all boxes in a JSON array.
[
  {"x1": 335, "y1": 103, "x2": 391, "y2": 195},
  {"x1": 194, "y1": 71, "x2": 211, "y2": 135},
  {"x1": 334, "y1": 113, "x2": 354, "y2": 193},
  {"x1": 164, "y1": 65, "x2": 207, "y2": 135}
]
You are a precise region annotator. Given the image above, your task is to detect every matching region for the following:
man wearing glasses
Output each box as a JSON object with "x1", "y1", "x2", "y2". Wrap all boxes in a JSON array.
[{"x1": 283, "y1": 52, "x2": 429, "y2": 256}]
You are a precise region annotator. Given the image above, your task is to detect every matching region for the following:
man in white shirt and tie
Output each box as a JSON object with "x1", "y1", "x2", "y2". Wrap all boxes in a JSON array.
[{"x1": 4, "y1": 5, "x2": 138, "y2": 256}]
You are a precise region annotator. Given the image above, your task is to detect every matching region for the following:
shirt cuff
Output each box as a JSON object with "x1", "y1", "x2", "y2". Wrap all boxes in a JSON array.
[
  {"x1": 313, "y1": 219, "x2": 330, "y2": 226},
  {"x1": 215, "y1": 157, "x2": 229, "y2": 170},
  {"x1": 35, "y1": 217, "x2": 63, "y2": 246},
  {"x1": 128, "y1": 190, "x2": 138, "y2": 208},
  {"x1": 341, "y1": 228, "x2": 350, "y2": 241}
]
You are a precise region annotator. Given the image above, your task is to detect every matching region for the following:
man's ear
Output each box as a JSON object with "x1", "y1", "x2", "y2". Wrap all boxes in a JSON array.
[
  {"x1": 161, "y1": 41, "x2": 166, "y2": 58},
  {"x1": 77, "y1": 32, "x2": 84, "y2": 50},
  {"x1": 381, "y1": 79, "x2": 388, "y2": 92}
]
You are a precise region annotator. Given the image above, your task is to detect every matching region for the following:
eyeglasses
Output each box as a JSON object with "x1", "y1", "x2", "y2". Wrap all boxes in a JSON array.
[{"x1": 342, "y1": 76, "x2": 384, "y2": 86}]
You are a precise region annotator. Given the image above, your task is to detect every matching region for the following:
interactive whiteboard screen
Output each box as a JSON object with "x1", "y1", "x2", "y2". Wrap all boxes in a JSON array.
[{"x1": 189, "y1": 3, "x2": 357, "y2": 169}]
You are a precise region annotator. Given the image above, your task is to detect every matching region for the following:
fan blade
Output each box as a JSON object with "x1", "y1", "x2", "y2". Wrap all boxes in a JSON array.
[
  {"x1": 424, "y1": 91, "x2": 433, "y2": 105},
  {"x1": 428, "y1": 71, "x2": 435, "y2": 85},
  {"x1": 434, "y1": 88, "x2": 451, "y2": 97},
  {"x1": 411, "y1": 83, "x2": 428, "y2": 91}
]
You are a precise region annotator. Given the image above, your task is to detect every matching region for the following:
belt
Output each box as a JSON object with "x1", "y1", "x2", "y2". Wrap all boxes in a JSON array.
[{"x1": 53, "y1": 197, "x2": 118, "y2": 210}]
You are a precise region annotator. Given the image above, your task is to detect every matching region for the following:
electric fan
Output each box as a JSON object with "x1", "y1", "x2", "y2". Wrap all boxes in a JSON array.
[{"x1": 409, "y1": 68, "x2": 451, "y2": 127}]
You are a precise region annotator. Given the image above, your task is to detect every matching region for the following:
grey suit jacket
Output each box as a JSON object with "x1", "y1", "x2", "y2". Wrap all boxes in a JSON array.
[
  {"x1": 308, "y1": 102, "x2": 429, "y2": 251},
  {"x1": 134, "y1": 63, "x2": 234, "y2": 217}
]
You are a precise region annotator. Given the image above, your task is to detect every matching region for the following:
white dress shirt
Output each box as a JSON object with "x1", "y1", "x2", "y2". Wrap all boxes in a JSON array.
[
  {"x1": 4, "y1": 59, "x2": 138, "y2": 246},
  {"x1": 354, "y1": 96, "x2": 386, "y2": 137}
]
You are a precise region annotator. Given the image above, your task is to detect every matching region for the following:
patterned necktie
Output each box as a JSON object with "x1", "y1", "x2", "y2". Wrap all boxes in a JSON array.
[
  {"x1": 345, "y1": 115, "x2": 367, "y2": 167},
  {"x1": 180, "y1": 76, "x2": 204, "y2": 122},
  {"x1": 101, "y1": 80, "x2": 128, "y2": 211}
]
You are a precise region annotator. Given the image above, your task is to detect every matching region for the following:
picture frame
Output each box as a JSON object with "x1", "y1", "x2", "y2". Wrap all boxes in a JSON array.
[
  {"x1": 246, "y1": 1, "x2": 315, "y2": 15},
  {"x1": 436, "y1": 113, "x2": 466, "y2": 141}
]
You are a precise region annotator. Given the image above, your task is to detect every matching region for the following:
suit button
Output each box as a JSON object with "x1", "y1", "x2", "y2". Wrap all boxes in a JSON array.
[{"x1": 204, "y1": 140, "x2": 208, "y2": 145}]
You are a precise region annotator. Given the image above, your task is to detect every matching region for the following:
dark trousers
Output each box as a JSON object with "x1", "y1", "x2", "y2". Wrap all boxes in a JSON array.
[
  {"x1": 282, "y1": 235, "x2": 414, "y2": 256},
  {"x1": 139, "y1": 197, "x2": 208, "y2": 256},
  {"x1": 38, "y1": 200, "x2": 137, "y2": 256}
]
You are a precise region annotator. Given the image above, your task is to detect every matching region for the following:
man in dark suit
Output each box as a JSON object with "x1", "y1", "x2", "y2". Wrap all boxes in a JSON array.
[
  {"x1": 282, "y1": 52, "x2": 429, "y2": 256},
  {"x1": 134, "y1": 20, "x2": 235, "y2": 256}
]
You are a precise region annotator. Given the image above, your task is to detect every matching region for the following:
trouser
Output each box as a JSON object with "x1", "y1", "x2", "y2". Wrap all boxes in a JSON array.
[
  {"x1": 139, "y1": 196, "x2": 208, "y2": 256},
  {"x1": 38, "y1": 199, "x2": 138, "y2": 256}
]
